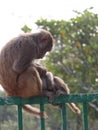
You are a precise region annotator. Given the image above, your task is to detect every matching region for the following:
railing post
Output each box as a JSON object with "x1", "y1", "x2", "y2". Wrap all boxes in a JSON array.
[
  {"x1": 40, "y1": 103, "x2": 45, "y2": 130},
  {"x1": 18, "y1": 105, "x2": 23, "y2": 130},
  {"x1": 61, "y1": 103, "x2": 67, "y2": 130},
  {"x1": 83, "y1": 102, "x2": 88, "y2": 130}
]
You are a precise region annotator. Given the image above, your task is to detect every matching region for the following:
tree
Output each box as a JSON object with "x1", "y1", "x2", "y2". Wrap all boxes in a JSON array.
[
  {"x1": 35, "y1": 8, "x2": 98, "y2": 94},
  {"x1": 21, "y1": 25, "x2": 32, "y2": 33}
]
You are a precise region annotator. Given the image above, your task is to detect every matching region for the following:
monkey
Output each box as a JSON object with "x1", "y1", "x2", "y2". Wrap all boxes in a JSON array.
[
  {"x1": 0, "y1": 29, "x2": 53, "y2": 118},
  {"x1": 32, "y1": 63, "x2": 54, "y2": 91},
  {"x1": 33, "y1": 63, "x2": 81, "y2": 114},
  {"x1": 53, "y1": 77, "x2": 81, "y2": 114}
]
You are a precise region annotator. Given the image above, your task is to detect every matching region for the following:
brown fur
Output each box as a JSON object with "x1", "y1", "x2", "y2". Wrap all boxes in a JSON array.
[
  {"x1": 53, "y1": 77, "x2": 81, "y2": 114},
  {"x1": 35, "y1": 64, "x2": 81, "y2": 114},
  {"x1": 0, "y1": 30, "x2": 53, "y2": 118}
]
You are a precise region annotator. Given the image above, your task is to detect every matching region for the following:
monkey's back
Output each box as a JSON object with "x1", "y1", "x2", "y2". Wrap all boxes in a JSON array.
[
  {"x1": 0, "y1": 39, "x2": 20, "y2": 94},
  {"x1": 0, "y1": 35, "x2": 42, "y2": 97},
  {"x1": 0, "y1": 35, "x2": 32, "y2": 83}
]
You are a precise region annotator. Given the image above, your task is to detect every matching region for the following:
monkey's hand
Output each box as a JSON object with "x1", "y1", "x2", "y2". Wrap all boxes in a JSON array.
[
  {"x1": 31, "y1": 63, "x2": 47, "y2": 77},
  {"x1": 56, "y1": 90, "x2": 67, "y2": 96},
  {"x1": 42, "y1": 90, "x2": 55, "y2": 103}
]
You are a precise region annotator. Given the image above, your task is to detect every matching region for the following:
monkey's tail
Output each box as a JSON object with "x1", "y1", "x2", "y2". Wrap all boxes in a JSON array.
[
  {"x1": 67, "y1": 103, "x2": 81, "y2": 114},
  {"x1": 22, "y1": 105, "x2": 48, "y2": 118}
]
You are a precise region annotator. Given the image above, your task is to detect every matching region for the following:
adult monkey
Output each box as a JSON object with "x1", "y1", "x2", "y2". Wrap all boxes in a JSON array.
[
  {"x1": 0, "y1": 29, "x2": 53, "y2": 118},
  {"x1": 34, "y1": 63, "x2": 81, "y2": 114}
]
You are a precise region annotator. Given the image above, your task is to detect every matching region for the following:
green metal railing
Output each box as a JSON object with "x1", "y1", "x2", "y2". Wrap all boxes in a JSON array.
[{"x1": 0, "y1": 93, "x2": 98, "y2": 130}]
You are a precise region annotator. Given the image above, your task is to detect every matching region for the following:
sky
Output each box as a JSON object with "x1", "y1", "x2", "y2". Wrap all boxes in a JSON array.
[{"x1": 0, "y1": 0, "x2": 98, "y2": 50}]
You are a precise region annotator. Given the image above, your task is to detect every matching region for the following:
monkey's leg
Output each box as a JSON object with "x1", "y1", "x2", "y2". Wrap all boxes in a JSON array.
[
  {"x1": 61, "y1": 84, "x2": 81, "y2": 114},
  {"x1": 40, "y1": 72, "x2": 55, "y2": 103},
  {"x1": 17, "y1": 67, "x2": 42, "y2": 97},
  {"x1": 56, "y1": 90, "x2": 81, "y2": 114},
  {"x1": 67, "y1": 103, "x2": 81, "y2": 114},
  {"x1": 56, "y1": 91, "x2": 81, "y2": 114},
  {"x1": 54, "y1": 77, "x2": 81, "y2": 114},
  {"x1": 17, "y1": 66, "x2": 48, "y2": 118},
  {"x1": 22, "y1": 105, "x2": 48, "y2": 118}
]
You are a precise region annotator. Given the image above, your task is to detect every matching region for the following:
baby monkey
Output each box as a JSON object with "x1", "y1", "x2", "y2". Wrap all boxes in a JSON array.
[{"x1": 33, "y1": 63, "x2": 81, "y2": 114}]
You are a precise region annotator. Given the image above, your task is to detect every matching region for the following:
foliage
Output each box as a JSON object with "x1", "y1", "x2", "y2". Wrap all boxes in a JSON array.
[
  {"x1": 21, "y1": 25, "x2": 32, "y2": 33},
  {"x1": 36, "y1": 8, "x2": 98, "y2": 95}
]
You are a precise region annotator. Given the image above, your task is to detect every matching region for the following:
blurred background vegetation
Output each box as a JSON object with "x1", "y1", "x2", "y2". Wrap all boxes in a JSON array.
[{"x1": 0, "y1": 8, "x2": 98, "y2": 130}]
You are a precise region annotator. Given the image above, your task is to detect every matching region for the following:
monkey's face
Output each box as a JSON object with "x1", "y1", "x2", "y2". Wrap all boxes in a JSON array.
[{"x1": 36, "y1": 30, "x2": 53, "y2": 59}]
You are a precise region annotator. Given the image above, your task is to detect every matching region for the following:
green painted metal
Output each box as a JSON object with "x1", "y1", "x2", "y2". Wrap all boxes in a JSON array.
[
  {"x1": 83, "y1": 102, "x2": 88, "y2": 130},
  {"x1": 61, "y1": 103, "x2": 67, "y2": 130},
  {"x1": 18, "y1": 105, "x2": 23, "y2": 130},
  {"x1": 0, "y1": 93, "x2": 98, "y2": 105},
  {"x1": 0, "y1": 93, "x2": 98, "y2": 130},
  {"x1": 40, "y1": 103, "x2": 45, "y2": 130}
]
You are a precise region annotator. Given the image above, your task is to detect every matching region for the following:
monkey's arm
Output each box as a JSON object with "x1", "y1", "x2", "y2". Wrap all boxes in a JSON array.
[
  {"x1": 13, "y1": 58, "x2": 30, "y2": 73},
  {"x1": 32, "y1": 63, "x2": 47, "y2": 77},
  {"x1": 33, "y1": 64, "x2": 55, "y2": 91},
  {"x1": 12, "y1": 43, "x2": 37, "y2": 73}
]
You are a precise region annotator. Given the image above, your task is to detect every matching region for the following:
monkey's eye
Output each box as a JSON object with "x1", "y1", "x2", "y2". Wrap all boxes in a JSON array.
[{"x1": 41, "y1": 38, "x2": 47, "y2": 43}]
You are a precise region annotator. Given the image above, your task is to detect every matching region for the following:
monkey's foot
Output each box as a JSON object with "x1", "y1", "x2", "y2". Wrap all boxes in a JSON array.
[
  {"x1": 74, "y1": 107, "x2": 81, "y2": 114},
  {"x1": 67, "y1": 103, "x2": 81, "y2": 114}
]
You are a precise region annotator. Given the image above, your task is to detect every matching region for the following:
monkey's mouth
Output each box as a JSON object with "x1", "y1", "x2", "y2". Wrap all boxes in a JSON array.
[
  {"x1": 36, "y1": 51, "x2": 46, "y2": 59},
  {"x1": 39, "y1": 52, "x2": 46, "y2": 58}
]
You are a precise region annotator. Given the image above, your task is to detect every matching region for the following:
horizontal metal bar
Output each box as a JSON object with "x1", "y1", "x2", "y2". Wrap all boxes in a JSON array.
[{"x1": 0, "y1": 93, "x2": 98, "y2": 105}]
